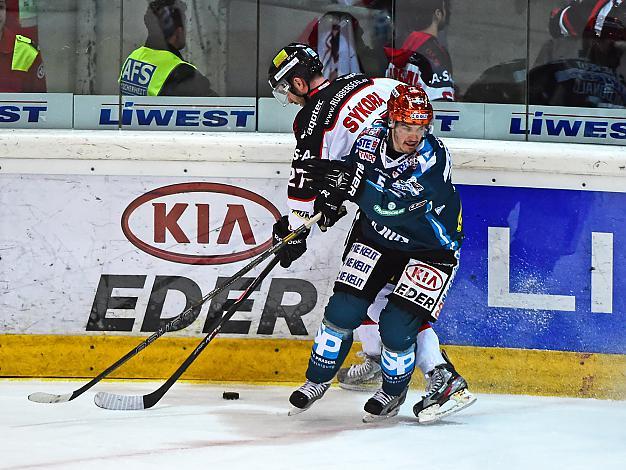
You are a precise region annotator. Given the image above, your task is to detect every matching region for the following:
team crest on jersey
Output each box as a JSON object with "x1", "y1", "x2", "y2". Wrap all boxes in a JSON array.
[{"x1": 392, "y1": 176, "x2": 424, "y2": 197}]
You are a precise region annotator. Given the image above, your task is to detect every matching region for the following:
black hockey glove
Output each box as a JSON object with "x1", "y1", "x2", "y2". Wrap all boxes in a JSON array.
[
  {"x1": 272, "y1": 215, "x2": 309, "y2": 268},
  {"x1": 313, "y1": 190, "x2": 348, "y2": 231},
  {"x1": 302, "y1": 159, "x2": 365, "y2": 203}
]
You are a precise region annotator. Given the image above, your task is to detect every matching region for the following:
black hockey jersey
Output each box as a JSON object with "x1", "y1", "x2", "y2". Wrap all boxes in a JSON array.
[{"x1": 287, "y1": 73, "x2": 401, "y2": 228}]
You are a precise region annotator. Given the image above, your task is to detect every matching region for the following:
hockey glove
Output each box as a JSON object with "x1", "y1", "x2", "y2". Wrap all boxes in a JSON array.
[
  {"x1": 302, "y1": 159, "x2": 365, "y2": 203},
  {"x1": 314, "y1": 190, "x2": 348, "y2": 231},
  {"x1": 272, "y1": 215, "x2": 309, "y2": 268}
]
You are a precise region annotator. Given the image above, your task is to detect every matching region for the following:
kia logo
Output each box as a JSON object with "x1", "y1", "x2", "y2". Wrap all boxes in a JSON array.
[
  {"x1": 121, "y1": 182, "x2": 281, "y2": 265},
  {"x1": 405, "y1": 263, "x2": 443, "y2": 291}
]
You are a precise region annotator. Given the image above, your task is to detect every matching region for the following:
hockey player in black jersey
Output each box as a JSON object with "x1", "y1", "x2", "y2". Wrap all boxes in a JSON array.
[
  {"x1": 267, "y1": 43, "x2": 399, "y2": 232},
  {"x1": 286, "y1": 82, "x2": 476, "y2": 422}
]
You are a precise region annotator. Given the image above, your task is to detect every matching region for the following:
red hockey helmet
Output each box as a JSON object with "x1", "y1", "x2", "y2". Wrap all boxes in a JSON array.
[{"x1": 387, "y1": 84, "x2": 433, "y2": 126}]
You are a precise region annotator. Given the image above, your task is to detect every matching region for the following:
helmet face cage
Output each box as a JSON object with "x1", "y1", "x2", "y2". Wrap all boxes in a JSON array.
[
  {"x1": 387, "y1": 84, "x2": 434, "y2": 127},
  {"x1": 268, "y1": 43, "x2": 323, "y2": 95},
  {"x1": 271, "y1": 78, "x2": 291, "y2": 106}
]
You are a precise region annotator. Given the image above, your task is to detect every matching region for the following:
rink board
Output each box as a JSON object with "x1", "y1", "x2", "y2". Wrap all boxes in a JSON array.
[
  {"x1": 1, "y1": 131, "x2": 626, "y2": 398},
  {"x1": 1, "y1": 175, "x2": 624, "y2": 353}
]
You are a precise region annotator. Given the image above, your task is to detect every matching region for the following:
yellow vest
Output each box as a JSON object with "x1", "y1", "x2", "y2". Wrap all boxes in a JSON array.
[
  {"x1": 119, "y1": 46, "x2": 196, "y2": 96},
  {"x1": 11, "y1": 34, "x2": 39, "y2": 72}
]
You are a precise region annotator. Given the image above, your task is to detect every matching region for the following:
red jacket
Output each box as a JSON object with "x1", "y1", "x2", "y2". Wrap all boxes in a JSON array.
[
  {"x1": 384, "y1": 31, "x2": 455, "y2": 101},
  {"x1": 0, "y1": 28, "x2": 47, "y2": 93}
]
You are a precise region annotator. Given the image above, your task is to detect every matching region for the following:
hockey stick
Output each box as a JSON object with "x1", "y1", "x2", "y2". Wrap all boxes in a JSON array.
[
  {"x1": 94, "y1": 255, "x2": 281, "y2": 410},
  {"x1": 28, "y1": 214, "x2": 320, "y2": 404}
]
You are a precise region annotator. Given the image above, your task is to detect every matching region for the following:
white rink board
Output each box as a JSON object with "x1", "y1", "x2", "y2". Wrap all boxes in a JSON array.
[
  {"x1": 0, "y1": 174, "x2": 354, "y2": 338},
  {"x1": 1, "y1": 130, "x2": 626, "y2": 340}
]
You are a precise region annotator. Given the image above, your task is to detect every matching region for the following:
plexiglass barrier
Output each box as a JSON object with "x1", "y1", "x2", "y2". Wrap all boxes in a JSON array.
[{"x1": 0, "y1": 0, "x2": 624, "y2": 144}]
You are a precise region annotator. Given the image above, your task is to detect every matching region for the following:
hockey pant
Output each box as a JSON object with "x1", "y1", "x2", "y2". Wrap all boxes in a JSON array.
[
  {"x1": 356, "y1": 284, "x2": 447, "y2": 374},
  {"x1": 307, "y1": 291, "x2": 423, "y2": 395},
  {"x1": 343, "y1": 223, "x2": 459, "y2": 379}
]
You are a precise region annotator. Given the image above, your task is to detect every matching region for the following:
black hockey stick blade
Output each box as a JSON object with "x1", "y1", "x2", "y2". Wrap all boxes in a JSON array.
[
  {"x1": 30, "y1": 214, "x2": 319, "y2": 405},
  {"x1": 94, "y1": 255, "x2": 281, "y2": 410}
]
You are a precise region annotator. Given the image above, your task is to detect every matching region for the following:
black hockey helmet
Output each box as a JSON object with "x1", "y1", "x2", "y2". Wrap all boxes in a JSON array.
[{"x1": 268, "y1": 43, "x2": 323, "y2": 104}]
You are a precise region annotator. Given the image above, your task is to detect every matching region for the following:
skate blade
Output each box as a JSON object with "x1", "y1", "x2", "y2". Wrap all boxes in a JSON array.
[
  {"x1": 362, "y1": 407, "x2": 400, "y2": 423},
  {"x1": 418, "y1": 389, "x2": 477, "y2": 424},
  {"x1": 288, "y1": 406, "x2": 309, "y2": 416}
]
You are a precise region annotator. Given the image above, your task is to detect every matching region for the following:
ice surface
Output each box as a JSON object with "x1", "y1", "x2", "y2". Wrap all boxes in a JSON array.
[{"x1": 2, "y1": 380, "x2": 625, "y2": 470}]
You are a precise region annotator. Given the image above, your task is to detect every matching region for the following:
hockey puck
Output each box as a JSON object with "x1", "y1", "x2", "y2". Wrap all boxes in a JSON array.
[{"x1": 222, "y1": 391, "x2": 240, "y2": 400}]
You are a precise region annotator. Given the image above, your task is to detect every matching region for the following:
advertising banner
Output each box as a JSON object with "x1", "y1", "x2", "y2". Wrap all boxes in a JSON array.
[
  {"x1": 443, "y1": 185, "x2": 625, "y2": 354},
  {"x1": 2, "y1": 93, "x2": 623, "y2": 145},
  {"x1": 0, "y1": 93, "x2": 73, "y2": 129},
  {"x1": 485, "y1": 104, "x2": 626, "y2": 145},
  {"x1": 73, "y1": 96, "x2": 256, "y2": 131},
  {"x1": 0, "y1": 175, "x2": 349, "y2": 339},
  {"x1": 1, "y1": 174, "x2": 625, "y2": 354},
  {"x1": 431, "y1": 102, "x2": 486, "y2": 139}
]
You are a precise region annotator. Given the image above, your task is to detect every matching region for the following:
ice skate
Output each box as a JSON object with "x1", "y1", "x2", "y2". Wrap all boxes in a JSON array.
[
  {"x1": 413, "y1": 356, "x2": 476, "y2": 424},
  {"x1": 288, "y1": 380, "x2": 331, "y2": 415},
  {"x1": 336, "y1": 352, "x2": 382, "y2": 391},
  {"x1": 362, "y1": 387, "x2": 408, "y2": 423}
]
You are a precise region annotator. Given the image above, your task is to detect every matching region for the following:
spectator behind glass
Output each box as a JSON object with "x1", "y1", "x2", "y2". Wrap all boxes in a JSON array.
[
  {"x1": 529, "y1": 0, "x2": 626, "y2": 108},
  {"x1": 5, "y1": 0, "x2": 37, "y2": 41},
  {"x1": 119, "y1": 0, "x2": 216, "y2": 97},
  {"x1": 298, "y1": 0, "x2": 392, "y2": 79},
  {"x1": 0, "y1": 0, "x2": 45, "y2": 93},
  {"x1": 301, "y1": 10, "x2": 362, "y2": 82},
  {"x1": 384, "y1": 0, "x2": 454, "y2": 101}
]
